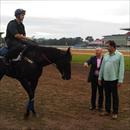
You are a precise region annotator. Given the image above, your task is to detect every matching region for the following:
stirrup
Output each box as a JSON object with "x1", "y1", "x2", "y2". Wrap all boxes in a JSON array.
[{"x1": 12, "y1": 52, "x2": 22, "y2": 61}]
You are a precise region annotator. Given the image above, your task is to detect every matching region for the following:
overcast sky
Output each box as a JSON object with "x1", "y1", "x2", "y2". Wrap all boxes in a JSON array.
[{"x1": 0, "y1": 0, "x2": 129, "y2": 39}]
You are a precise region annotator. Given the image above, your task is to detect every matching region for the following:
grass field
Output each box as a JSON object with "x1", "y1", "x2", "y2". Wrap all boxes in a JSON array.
[{"x1": 72, "y1": 54, "x2": 130, "y2": 70}]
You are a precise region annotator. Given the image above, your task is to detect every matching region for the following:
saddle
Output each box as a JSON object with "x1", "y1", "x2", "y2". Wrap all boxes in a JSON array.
[
  {"x1": 0, "y1": 46, "x2": 34, "y2": 66},
  {"x1": 0, "y1": 47, "x2": 24, "y2": 64}
]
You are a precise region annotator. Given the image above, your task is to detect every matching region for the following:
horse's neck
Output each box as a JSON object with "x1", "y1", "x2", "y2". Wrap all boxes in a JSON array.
[
  {"x1": 38, "y1": 47, "x2": 64, "y2": 66},
  {"x1": 44, "y1": 49, "x2": 63, "y2": 63}
]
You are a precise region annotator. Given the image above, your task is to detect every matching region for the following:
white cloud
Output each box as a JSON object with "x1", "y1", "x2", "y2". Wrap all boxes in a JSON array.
[
  {"x1": 33, "y1": 32, "x2": 54, "y2": 39},
  {"x1": 1, "y1": 0, "x2": 129, "y2": 23},
  {"x1": 0, "y1": 0, "x2": 129, "y2": 39}
]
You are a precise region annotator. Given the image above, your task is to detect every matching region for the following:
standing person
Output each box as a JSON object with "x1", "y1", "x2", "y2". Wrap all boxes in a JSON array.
[
  {"x1": 84, "y1": 47, "x2": 104, "y2": 112},
  {"x1": 98, "y1": 40, "x2": 125, "y2": 119},
  {"x1": 4, "y1": 8, "x2": 31, "y2": 64}
]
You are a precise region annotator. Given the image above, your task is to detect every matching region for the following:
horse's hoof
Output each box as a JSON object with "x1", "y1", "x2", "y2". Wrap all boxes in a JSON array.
[
  {"x1": 32, "y1": 112, "x2": 37, "y2": 118},
  {"x1": 24, "y1": 113, "x2": 29, "y2": 120}
]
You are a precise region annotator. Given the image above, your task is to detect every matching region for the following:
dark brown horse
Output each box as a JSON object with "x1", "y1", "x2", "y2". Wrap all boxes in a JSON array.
[{"x1": 0, "y1": 45, "x2": 72, "y2": 119}]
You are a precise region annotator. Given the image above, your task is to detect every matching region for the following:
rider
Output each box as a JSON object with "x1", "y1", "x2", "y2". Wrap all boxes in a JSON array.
[{"x1": 4, "y1": 8, "x2": 31, "y2": 65}]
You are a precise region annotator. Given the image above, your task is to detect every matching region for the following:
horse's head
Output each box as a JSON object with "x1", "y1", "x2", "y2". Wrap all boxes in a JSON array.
[{"x1": 56, "y1": 48, "x2": 72, "y2": 80}]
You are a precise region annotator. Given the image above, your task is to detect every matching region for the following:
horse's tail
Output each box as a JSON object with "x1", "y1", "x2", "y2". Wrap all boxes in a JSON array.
[
  {"x1": 0, "y1": 67, "x2": 5, "y2": 80},
  {"x1": 0, "y1": 71, "x2": 5, "y2": 80},
  {"x1": 0, "y1": 58, "x2": 7, "y2": 80}
]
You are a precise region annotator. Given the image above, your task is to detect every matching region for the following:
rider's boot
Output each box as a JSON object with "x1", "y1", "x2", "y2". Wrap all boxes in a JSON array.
[{"x1": 3, "y1": 57, "x2": 10, "y2": 66}]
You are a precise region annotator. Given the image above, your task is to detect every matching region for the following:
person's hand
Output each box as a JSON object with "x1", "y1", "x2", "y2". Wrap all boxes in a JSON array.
[
  {"x1": 117, "y1": 83, "x2": 122, "y2": 87},
  {"x1": 98, "y1": 80, "x2": 102, "y2": 86},
  {"x1": 20, "y1": 35, "x2": 28, "y2": 41},
  {"x1": 26, "y1": 37, "x2": 32, "y2": 40},
  {"x1": 83, "y1": 62, "x2": 88, "y2": 68}
]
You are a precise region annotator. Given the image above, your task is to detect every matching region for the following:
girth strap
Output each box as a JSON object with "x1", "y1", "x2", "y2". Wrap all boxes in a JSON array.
[{"x1": 24, "y1": 57, "x2": 34, "y2": 64}]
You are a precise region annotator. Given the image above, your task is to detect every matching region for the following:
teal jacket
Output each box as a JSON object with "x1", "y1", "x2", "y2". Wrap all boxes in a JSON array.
[{"x1": 98, "y1": 50, "x2": 124, "y2": 83}]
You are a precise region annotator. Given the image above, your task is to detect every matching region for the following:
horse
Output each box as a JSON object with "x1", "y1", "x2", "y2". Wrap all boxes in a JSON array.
[{"x1": 0, "y1": 45, "x2": 72, "y2": 119}]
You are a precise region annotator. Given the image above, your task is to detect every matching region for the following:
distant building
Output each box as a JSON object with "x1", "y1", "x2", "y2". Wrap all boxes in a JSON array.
[
  {"x1": 103, "y1": 28, "x2": 130, "y2": 46},
  {"x1": 94, "y1": 39, "x2": 104, "y2": 45},
  {"x1": 127, "y1": 32, "x2": 130, "y2": 46},
  {"x1": 120, "y1": 28, "x2": 130, "y2": 31},
  {"x1": 120, "y1": 28, "x2": 130, "y2": 46},
  {"x1": 103, "y1": 32, "x2": 130, "y2": 46}
]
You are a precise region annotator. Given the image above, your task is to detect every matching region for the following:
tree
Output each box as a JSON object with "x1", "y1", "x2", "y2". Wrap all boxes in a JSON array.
[
  {"x1": 85, "y1": 36, "x2": 94, "y2": 42},
  {"x1": 0, "y1": 32, "x2": 5, "y2": 47}
]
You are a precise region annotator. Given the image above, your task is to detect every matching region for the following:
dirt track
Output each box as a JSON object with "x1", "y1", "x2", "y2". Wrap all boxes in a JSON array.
[{"x1": 0, "y1": 64, "x2": 130, "y2": 130}]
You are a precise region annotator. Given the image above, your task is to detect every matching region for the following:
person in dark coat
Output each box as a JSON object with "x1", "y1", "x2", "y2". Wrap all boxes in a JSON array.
[{"x1": 84, "y1": 47, "x2": 104, "y2": 111}]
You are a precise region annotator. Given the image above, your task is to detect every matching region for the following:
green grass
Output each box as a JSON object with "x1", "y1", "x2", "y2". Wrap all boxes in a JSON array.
[
  {"x1": 72, "y1": 54, "x2": 130, "y2": 71},
  {"x1": 72, "y1": 54, "x2": 91, "y2": 63},
  {"x1": 125, "y1": 56, "x2": 130, "y2": 71}
]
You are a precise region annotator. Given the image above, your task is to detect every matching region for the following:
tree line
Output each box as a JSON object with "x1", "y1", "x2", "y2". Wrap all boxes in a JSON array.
[
  {"x1": 0, "y1": 35, "x2": 94, "y2": 47},
  {"x1": 34, "y1": 36, "x2": 94, "y2": 46}
]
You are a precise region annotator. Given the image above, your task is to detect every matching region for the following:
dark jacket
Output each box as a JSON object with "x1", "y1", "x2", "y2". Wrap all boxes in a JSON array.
[
  {"x1": 87, "y1": 56, "x2": 103, "y2": 82},
  {"x1": 5, "y1": 19, "x2": 26, "y2": 49}
]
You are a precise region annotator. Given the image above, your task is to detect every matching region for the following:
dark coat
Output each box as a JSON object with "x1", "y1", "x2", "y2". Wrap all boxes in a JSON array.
[{"x1": 87, "y1": 56, "x2": 103, "y2": 82}]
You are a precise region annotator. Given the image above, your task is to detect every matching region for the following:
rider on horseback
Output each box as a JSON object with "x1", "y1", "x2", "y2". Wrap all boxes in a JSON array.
[{"x1": 4, "y1": 9, "x2": 31, "y2": 65}]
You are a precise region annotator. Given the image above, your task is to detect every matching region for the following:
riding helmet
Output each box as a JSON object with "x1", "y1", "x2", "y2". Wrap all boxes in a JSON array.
[{"x1": 15, "y1": 9, "x2": 26, "y2": 17}]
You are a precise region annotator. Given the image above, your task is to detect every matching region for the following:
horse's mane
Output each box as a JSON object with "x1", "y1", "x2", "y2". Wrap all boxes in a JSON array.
[
  {"x1": 26, "y1": 45, "x2": 65, "y2": 55},
  {"x1": 23, "y1": 45, "x2": 68, "y2": 64}
]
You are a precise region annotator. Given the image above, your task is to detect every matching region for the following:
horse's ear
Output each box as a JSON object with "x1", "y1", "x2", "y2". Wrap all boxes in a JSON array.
[
  {"x1": 66, "y1": 47, "x2": 72, "y2": 60},
  {"x1": 66, "y1": 47, "x2": 71, "y2": 54}
]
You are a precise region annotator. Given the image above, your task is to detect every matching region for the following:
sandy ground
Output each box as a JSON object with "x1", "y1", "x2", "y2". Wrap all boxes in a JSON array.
[{"x1": 0, "y1": 64, "x2": 130, "y2": 130}]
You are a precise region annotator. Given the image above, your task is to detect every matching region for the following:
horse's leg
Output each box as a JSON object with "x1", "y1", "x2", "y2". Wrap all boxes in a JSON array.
[
  {"x1": 0, "y1": 63, "x2": 6, "y2": 80},
  {"x1": 0, "y1": 69, "x2": 5, "y2": 80},
  {"x1": 0, "y1": 73, "x2": 4, "y2": 80},
  {"x1": 29, "y1": 79, "x2": 38, "y2": 117},
  {"x1": 19, "y1": 79, "x2": 38, "y2": 119},
  {"x1": 20, "y1": 79, "x2": 33, "y2": 119}
]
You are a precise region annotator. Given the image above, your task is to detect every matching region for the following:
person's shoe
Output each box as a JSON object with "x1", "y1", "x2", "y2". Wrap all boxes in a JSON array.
[
  {"x1": 112, "y1": 114, "x2": 118, "y2": 119},
  {"x1": 100, "y1": 112, "x2": 111, "y2": 116},
  {"x1": 89, "y1": 106, "x2": 96, "y2": 111},
  {"x1": 98, "y1": 108, "x2": 103, "y2": 112}
]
